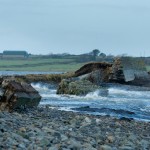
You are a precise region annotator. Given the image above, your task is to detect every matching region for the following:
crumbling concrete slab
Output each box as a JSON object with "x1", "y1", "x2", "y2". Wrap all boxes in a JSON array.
[{"x1": 121, "y1": 57, "x2": 148, "y2": 82}]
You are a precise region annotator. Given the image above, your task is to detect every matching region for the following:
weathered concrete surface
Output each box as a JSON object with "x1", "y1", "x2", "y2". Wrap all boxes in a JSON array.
[
  {"x1": 77, "y1": 70, "x2": 110, "y2": 85},
  {"x1": 75, "y1": 62, "x2": 112, "y2": 77},
  {"x1": 121, "y1": 57, "x2": 148, "y2": 82},
  {"x1": 110, "y1": 57, "x2": 150, "y2": 86},
  {"x1": 74, "y1": 58, "x2": 149, "y2": 85},
  {"x1": 0, "y1": 81, "x2": 41, "y2": 111}
]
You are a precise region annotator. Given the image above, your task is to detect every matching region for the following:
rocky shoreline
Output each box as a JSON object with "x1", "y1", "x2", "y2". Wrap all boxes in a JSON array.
[{"x1": 0, "y1": 106, "x2": 150, "y2": 150}]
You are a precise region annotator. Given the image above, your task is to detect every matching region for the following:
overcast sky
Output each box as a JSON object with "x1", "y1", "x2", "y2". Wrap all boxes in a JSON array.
[{"x1": 0, "y1": 0, "x2": 150, "y2": 56}]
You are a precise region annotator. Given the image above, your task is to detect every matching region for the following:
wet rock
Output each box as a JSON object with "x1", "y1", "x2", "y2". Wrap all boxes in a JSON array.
[
  {"x1": 119, "y1": 146, "x2": 134, "y2": 150},
  {"x1": 72, "y1": 107, "x2": 135, "y2": 117},
  {"x1": 107, "y1": 135, "x2": 115, "y2": 143},
  {"x1": 57, "y1": 78, "x2": 101, "y2": 95},
  {"x1": 67, "y1": 139, "x2": 82, "y2": 150},
  {"x1": 0, "y1": 107, "x2": 150, "y2": 149},
  {"x1": 100, "y1": 145, "x2": 112, "y2": 150},
  {"x1": 0, "y1": 81, "x2": 41, "y2": 111},
  {"x1": 139, "y1": 139, "x2": 149, "y2": 149},
  {"x1": 120, "y1": 117, "x2": 134, "y2": 122},
  {"x1": 19, "y1": 127, "x2": 26, "y2": 132}
]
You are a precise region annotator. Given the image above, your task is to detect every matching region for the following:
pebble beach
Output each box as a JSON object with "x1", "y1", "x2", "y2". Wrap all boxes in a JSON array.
[{"x1": 0, "y1": 106, "x2": 150, "y2": 150}]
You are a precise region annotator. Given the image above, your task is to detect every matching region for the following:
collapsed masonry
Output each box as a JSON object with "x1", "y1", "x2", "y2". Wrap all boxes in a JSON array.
[
  {"x1": 57, "y1": 57, "x2": 150, "y2": 95},
  {"x1": 110, "y1": 57, "x2": 150, "y2": 86}
]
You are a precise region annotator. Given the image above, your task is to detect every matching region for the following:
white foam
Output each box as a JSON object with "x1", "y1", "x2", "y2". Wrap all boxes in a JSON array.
[
  {"x1": 86, "y1": 90, "x2": 102, "y2": 98},
  {"x1": 108, "y1": 87, "x2": 150, "y2": 99},
  {"x1": 31, "y1": 83, "x2": 50, "y2": 91},
  {"x1": 32, "y1": 82, "x2": 150, "y2": 121},
  {"x1": 140, "y1": 105, "x2": 150, "y2": 112}
]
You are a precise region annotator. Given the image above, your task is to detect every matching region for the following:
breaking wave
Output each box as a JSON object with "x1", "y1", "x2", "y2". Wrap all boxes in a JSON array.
[{"x1": 32, "y1": 82, "x2": 150, "y2": 121}]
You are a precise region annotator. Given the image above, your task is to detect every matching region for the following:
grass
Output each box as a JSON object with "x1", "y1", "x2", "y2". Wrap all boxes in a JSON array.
[
  {"x1": 0, "y1": 58, "x2": 84, "y2": 72},
  {"x1": 0, "y1": 57, "x2": 149, "y2": 72},
  {"x1": 146, "y1": 66, "x2": 150, "y2": 72},
  {"x1": 0, "y1": 58, "x2": 73, "y2": 66}
]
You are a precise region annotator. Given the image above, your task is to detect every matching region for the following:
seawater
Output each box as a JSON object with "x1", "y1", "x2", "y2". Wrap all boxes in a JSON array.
[
  {"x1": 32, "y1": 82, "x2": 150, "y2": 122},
  {"x1": 0, "y1": 71, "x2": 62, "y2": 76},
  {"x1": 1, "y1": 71, "x2": 150, "y2": 121}
]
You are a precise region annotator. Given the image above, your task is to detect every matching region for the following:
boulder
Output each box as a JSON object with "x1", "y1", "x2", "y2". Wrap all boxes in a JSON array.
[
  {"x1": 57, "y1": 78, "x2": 102, "y2": 95},
  {"x1": 0, "y1": 80, "x2": 41, "y2": 111}
]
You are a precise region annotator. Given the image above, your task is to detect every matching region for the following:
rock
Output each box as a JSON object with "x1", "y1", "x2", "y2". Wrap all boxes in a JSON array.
[
  {"x1": 83, "y1": 143, "x2": 97, "y2": 150},
  {"x1": 107, "y1": 135, "x2": 115, "y2": 143},
  {"x1": 48, "y1": 145, "x2": 59, "y2": 150},
  {"x1": 84, "y1": 117, "x2": 91, "y2": 124},
  {"x1": 18, "y1": 143, "x2": 26, "y2": 149},
  {"x1": 81, "y1": 117, "x2": 92, "y2": 126},
  {"x1": 1, "y1": 77, "x2": 16, "y2": 88},
  {"x1": 67, "y1": 139, "x2": 82, "y2": 150},
  {"x1": 0, "y1": 80, "x2": 41, "y2": 111},
  {"x1": 57, "y1": 78, "x2": 101, "y2": 95},
  {"x1": 61, "y1": 134, "x2": 68, "y2": 142},
  {"x1": 38, "y1": 138, "x2": 50, "y2": 147},
  {"x1": 119, "y1": 146, "x2": 134, "y2": 150},
  {"x1": 139, "y1": 139, "x2": 149, "y2": 149},
  {"x1": 100, "y1": 145, "x2": 112, "y2": 150},
  {"x1": 19, "y1": 127, "x2": 26, "y2": 132}
]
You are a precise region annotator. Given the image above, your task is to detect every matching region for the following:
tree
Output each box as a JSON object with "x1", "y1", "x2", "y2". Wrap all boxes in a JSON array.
[
  {"x1": 99, "y1": 52, "x2": 106, "y2": 58},
  {"x1": 91, "y1": 49, "x2": 100, "y2": 61}
]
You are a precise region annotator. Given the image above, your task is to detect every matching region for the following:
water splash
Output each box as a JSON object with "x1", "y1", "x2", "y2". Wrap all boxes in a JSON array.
[
  {"x1": 32, "y1": 82, "x2": 150, "y2": 121},
  {"x1": 86, "y1": 90, "x2": 105, "y2": 98},
  {"x1": 108, "y1": 87, "x2": 150, "y2": 99}
]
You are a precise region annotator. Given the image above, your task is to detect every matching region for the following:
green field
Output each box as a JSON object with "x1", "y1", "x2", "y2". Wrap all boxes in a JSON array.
[
  {"x1": 0, "y1": 57, "x2": 149, "y2": 72},
  {"x1": 0, "y1": 58, "x2": 84, "y2": 72},
  {"x1": 146, "y1": 66, "x2": 150, "y2": 71}
]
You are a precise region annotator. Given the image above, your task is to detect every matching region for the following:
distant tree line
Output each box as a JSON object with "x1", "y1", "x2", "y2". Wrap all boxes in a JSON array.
[
  {"x1": 75, "y1": 49, "x2": 113, "y2": 63},
  {"x1": 44, "y1": 49, "x2": 115, "y2": 63}
]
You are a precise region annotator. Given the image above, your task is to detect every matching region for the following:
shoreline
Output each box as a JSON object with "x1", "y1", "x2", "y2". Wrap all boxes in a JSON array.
[
  {"x1": 47, "y1": 105, "x2": 150, "y2": 123},
  {"x1": 0, "y1": 106, "x2": 150, "y2": 149}
]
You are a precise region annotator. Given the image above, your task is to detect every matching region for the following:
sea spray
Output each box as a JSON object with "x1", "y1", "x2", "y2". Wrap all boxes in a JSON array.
[{"x1": 32, "y1": 82, "x2": 150, "y2": 121}]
